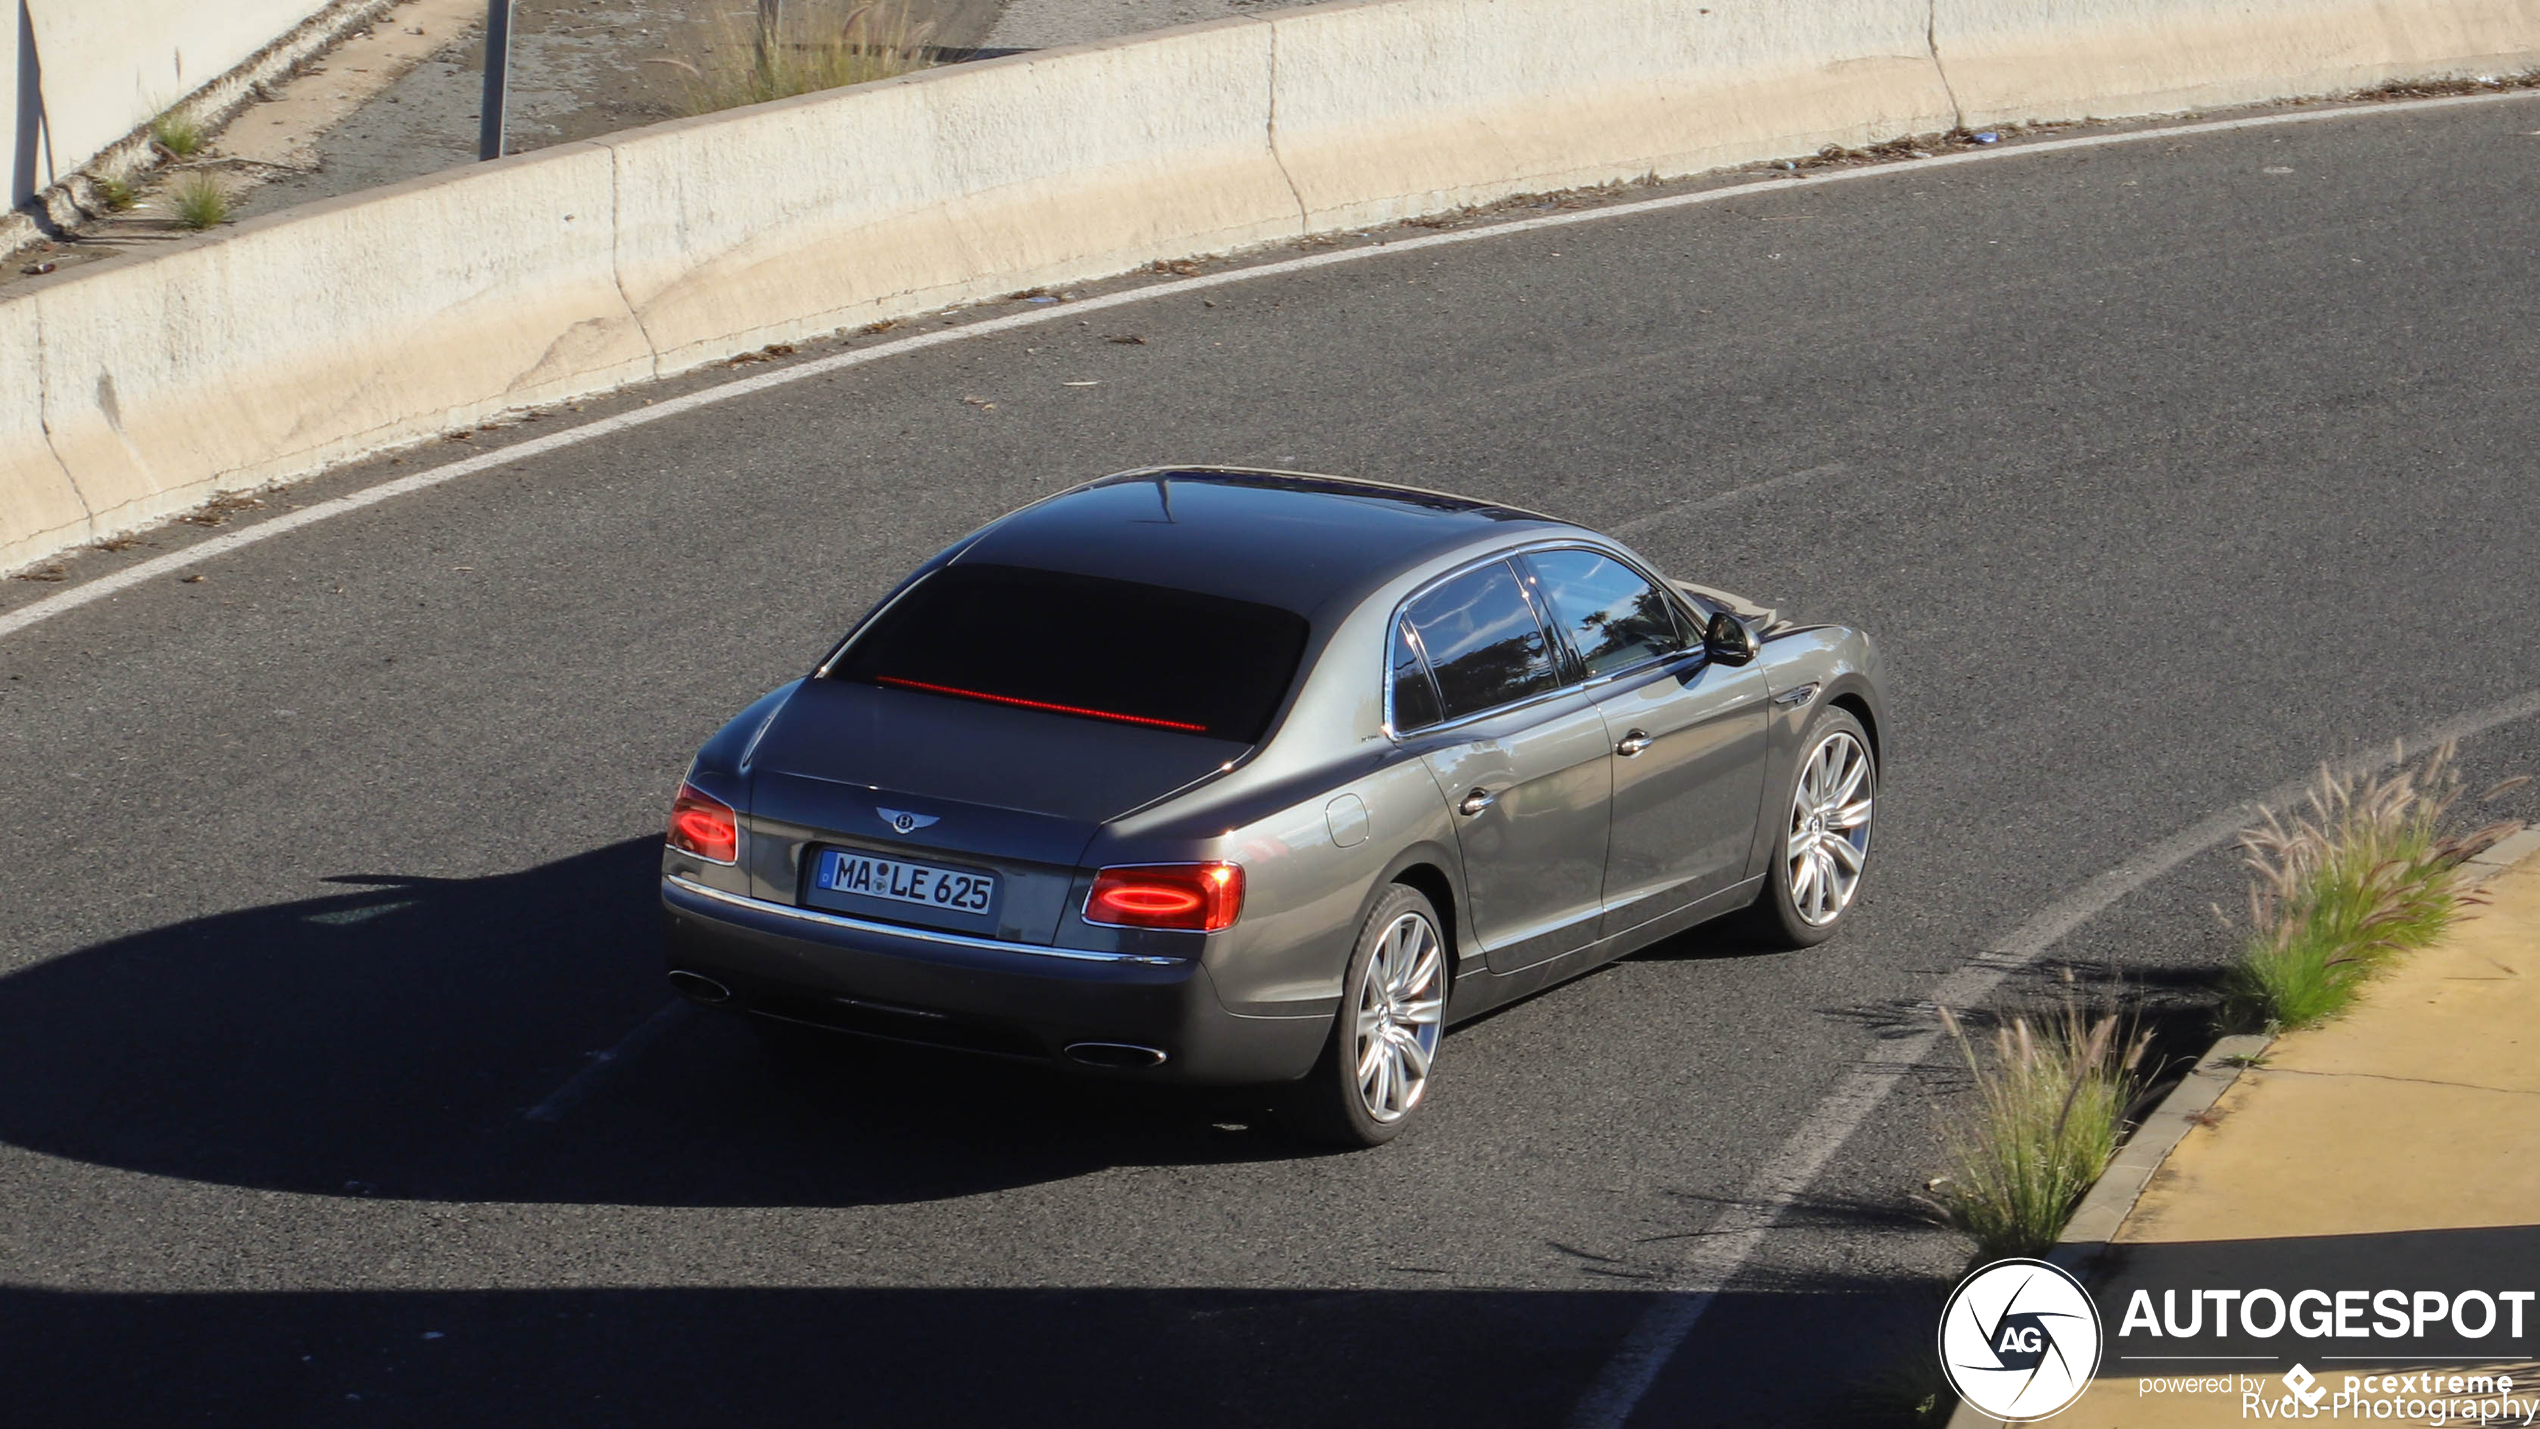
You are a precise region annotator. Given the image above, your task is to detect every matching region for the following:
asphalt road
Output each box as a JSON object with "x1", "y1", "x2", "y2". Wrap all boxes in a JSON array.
[{"x1": 4, "y1": 94, "x2": 2538, "y2": 1428}]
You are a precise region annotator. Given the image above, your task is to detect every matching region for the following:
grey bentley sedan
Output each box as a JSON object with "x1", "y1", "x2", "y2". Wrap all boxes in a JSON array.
[{"x1": 661, "y1": 468, "x2": 1883, "y2": 1145}]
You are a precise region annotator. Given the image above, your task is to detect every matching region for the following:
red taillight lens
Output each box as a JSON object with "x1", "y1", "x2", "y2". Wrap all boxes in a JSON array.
[
  {"x1": 1083, "y1": 863, "x2": 1244, "y2": 932},
  {"x1": 668, "y1": 782, "x2": 739, "y2": 864}
]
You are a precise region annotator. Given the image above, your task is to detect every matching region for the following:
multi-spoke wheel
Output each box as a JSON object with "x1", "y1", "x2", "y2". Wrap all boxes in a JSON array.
[
  {"x1": 1745, "y1": 707, "x2": 1877, "y2": 948},
  {"x1": 1281, "y1": 884, "x2": 1448, "y2": 1146},
  {"x1": 1352, "y1": 907, "x2": 1445, "y2": 1124}
]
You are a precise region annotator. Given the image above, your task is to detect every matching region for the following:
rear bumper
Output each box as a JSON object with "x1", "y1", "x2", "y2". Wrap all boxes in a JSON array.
[{"x1": 661, "y1": 875, "x2": 1328, "y2": 1083}]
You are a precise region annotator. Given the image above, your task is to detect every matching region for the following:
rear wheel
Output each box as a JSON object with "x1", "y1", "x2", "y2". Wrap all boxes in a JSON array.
[
  {"x1": 1744, "y1": 707, "x2": 1876, "y2": 949},
  {"x1": 1278, "y1": 885, "x2": 1448, "y2": 1148}
]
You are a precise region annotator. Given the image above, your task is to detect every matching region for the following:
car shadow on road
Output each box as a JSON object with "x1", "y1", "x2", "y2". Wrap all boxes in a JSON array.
[
  {"x1": 0, "y1": 838, "x2": 1304, "y2": 1209},
  {"x1": 0, "y1": 1275, "x2": 1942, "y2": 1428}
]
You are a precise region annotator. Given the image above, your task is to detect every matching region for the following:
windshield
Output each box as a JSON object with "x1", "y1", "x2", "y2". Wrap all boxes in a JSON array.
[{"x1": 829, "y1": 564, "x2": 1312, "y2": 744}]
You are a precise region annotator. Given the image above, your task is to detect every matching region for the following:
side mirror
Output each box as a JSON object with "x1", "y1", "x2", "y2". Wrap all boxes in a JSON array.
[{"x1": 1704, "y1": 610, "x2": 1759, "y2": 666}]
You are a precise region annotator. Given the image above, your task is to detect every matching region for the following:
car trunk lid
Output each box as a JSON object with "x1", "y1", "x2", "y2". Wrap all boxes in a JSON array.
[{"x1": 741, "y1": 678, "x2": 1246, "y2": 943}]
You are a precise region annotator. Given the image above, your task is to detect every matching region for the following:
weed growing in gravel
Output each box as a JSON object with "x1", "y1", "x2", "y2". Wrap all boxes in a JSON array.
[
  {"x1": 168, "y1": 172, "x2": 231, "y2": 230},
  {"x1": 1924, "y1": 989, "x2": 2149, "y2": 1260},
  {"x1": 96, "y1": 175, "x2": 137, "y2": 211},
  {"x1": 151, "y1": 108, "x2": 207, "y2": 157},
  {"x1": 2222, "y1": 745, "x2": 2524, "y2": 1031},
  {"x1": 1838, "y1": 1350, "x2": 1957, "y2": 1425},
  {"x1": 660, "y1": 0, "x2": 935, "y2": 115}
]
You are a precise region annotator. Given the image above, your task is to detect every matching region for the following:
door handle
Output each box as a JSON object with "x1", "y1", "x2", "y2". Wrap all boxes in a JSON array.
[
  {"x1": 1615, "y1": 729, "x2": 1653, "y2": 758},
  {"x1": 1457, "y1": 787, "x2": 1497, "y2": 817}
]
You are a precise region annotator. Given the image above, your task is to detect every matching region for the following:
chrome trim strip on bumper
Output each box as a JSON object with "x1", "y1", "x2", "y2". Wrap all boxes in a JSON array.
[{"x1": 662, "y1": 874, "x2": 1185, "y2": 966}]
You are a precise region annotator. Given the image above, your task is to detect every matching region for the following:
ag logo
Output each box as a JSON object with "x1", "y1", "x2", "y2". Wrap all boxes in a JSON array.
[
  {"x1": 876, "y1": 807, "x2": 939, "y2": 835},
  {"x1": 1939, "y1": 1258, "x2": 2102, "y2": 1421}
]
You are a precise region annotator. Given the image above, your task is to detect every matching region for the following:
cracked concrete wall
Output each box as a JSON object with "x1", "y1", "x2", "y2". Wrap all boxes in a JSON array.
[
  {"x1": 13, "y1": 143, "x2": 647, "y2": 564},
  {"x1": 0, "y1": 294, "x2": 87, "y2": 573},
  {"x1": 2, "y1": 0, "x2": 2535, "y2": 576}
]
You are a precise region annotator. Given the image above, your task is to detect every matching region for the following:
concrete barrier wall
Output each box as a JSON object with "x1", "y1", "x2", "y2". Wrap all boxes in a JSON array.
[
  {"x1": 2, "y1": 0, "x2": 2533, "y2": 574},
  {"x1": 1266, "y1": 0, "x2": 1956, "y2": 231},
  {"x1": 8, "y1": 0, "x2": 334, "y2": 204},
  {"x1": 610, "y1": 18, "x2": 1304, "y2": 372},
  {"x1": 1936, "y1": 0, "x2": 2540, "y2": 126},
  {"x1": 13, "y1": 145, "x2": 649, "y2": 562}
]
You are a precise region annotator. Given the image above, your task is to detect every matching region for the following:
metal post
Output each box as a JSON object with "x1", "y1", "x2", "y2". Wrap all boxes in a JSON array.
[
  {"x1": 755, "y1": 0, "x2": 782, "y2": 91},
  {"x1": 478, "y1": 0, "x2": 514, "y2": 161}
]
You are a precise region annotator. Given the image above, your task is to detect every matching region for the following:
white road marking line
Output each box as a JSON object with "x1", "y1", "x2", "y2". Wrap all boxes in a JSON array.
[
  {"x1": 3, "y1": 88, "x2": 2533, "y2": 645},
  {"x1": 522, "y1": 999, "x2": 695, "y2": 1123},
  {"x1": 1563, "y1": 683, "x2": 2540, "y2": 1429}
]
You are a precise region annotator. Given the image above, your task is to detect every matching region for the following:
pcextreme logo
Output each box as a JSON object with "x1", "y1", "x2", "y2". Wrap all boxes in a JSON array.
[{"x1": 1941, "y1": 1259, "x2": 2104, "y2": 1421}]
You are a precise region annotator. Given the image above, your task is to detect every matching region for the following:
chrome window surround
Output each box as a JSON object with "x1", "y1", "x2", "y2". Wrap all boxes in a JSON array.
[
  {"x1": 1381, "y1": 540, "x2": 1707, "y2": 742},
  {"x1": 665, "y1": 874, "x2": 1185, "y2": 966}
]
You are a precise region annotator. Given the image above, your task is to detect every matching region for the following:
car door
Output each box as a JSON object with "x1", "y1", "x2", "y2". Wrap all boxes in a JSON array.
[
  {"x1": 1391, "y1": 559, "x2": 1611, "y2": 975},
  {"x1": 1520, "y1": 548, "x2": 1770, "y2": 934}
]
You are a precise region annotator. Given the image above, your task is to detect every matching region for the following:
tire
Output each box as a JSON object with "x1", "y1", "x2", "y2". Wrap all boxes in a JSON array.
[
  {"x1": 1277, "y1": 884, "x2": 1449, "y2": 1148},
  {"x1": 1743, "y1": 706, "x2": 1877, "y2": 949}
]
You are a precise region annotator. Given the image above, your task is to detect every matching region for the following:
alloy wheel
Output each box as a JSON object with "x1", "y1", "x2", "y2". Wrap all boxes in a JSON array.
[
  {"x1": 1785, "y1": 729, "x2": 1873, "y2": 926},
  {"x1": 1353, "y1": 911, "x2": 1445, "y2": 1122}
]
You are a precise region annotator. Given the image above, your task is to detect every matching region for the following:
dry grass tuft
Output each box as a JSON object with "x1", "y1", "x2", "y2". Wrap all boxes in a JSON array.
[
  {"x1": 150, "y1": 108, "x2": 208, "y2": 158},
  {"x1": 168, "y1": 171, "x2": 231, "y2": 230},
  {"x1": 2222, "y1": 745, "x2": 2524, "y2": 1031},
  {"x1": 1924, "y1": 984, "x2": 2149, "y2": 1260},
  {"x1": 656, "y1": 1, "x2": 935, "y2": 116}
]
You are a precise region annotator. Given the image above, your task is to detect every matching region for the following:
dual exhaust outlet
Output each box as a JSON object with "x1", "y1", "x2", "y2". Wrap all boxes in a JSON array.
[{"x1": 665, "y1": 970, "x2": 1167, "y2": 1068}]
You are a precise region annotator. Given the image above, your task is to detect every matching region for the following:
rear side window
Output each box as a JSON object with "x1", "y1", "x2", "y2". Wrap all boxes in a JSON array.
[
  {"x1": 1389, "y1": 619, "x2": 1443, "y2": 732},
  {"x1": 831, "y1": 564, "x2": 1310, "y2": 743},
  {"x1": 1400, "y1": 560, "x2": 1560, "y2": 722},
  {"x1": 1523, "y1": 548, "x2": 1686, "y2": 679}
]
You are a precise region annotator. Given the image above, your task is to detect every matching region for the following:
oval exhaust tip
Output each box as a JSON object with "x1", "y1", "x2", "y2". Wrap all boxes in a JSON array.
[
  {"x1": 667, "y1": 970, "x2": 733, "y2": 1005},
  {"x1": 1064, "y1": 1041, "x2": 1168, "y2": 1069}
]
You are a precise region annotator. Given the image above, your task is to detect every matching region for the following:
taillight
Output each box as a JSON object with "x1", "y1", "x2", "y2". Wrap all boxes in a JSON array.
[
  {"x1": 1083, "y1": 863, "x2": 1244, "y2": 932},
  {"x1": 668, "y1": 782, "x2": 739, "y2": 864}
]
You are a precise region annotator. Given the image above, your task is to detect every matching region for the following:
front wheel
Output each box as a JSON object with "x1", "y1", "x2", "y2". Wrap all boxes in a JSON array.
[
  {"x1": 1277, "y1": 884, "x2": 1448, "y2": 1148},
  {"x1": 1744, "y1": 707, "x2": 1876, "y2": 949}
]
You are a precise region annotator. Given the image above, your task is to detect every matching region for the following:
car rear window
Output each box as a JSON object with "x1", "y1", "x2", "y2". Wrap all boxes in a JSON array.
[{"x1": 829, "y1": 564, "x2": 1312, "y2": 743}]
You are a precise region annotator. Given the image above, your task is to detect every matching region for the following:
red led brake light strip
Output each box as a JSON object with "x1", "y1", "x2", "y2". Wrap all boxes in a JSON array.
[{"x1": 873, "y1": 676, "x2": 1209, "y2": 733}]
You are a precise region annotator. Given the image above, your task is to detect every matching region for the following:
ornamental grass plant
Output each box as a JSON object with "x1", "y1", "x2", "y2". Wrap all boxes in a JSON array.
[
  {"x1": 1924, "y1": 987, "x2": 2149, "y2": 1260},
  {"x1": 2221, "y1": 744, "x2": 2523, "y2": 1032},
  {"x1": 660, "y1": 1, "x2": 936, "y2": 115},
  {"x1": 168, "y1": 171, "x2": 231, "y2": 231},
  {"x1": 150, "y1": 106, "x2": 207, "y2": 157}
]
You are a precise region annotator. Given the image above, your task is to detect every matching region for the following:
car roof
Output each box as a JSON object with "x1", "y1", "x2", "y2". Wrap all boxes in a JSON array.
[{"x1": 949, "y1": 467, "x2": 1577, "y2": 617}]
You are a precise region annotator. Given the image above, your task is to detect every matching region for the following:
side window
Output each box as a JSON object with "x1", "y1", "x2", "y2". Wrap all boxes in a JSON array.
[
  {"x1": 1401, "y1": 560, "x2": 1561, "y2": 722},
  {"x1": 1523, "y1": 548, "x2": 1686, "y2": 680},
  {"x1": 1389, "y1": 619, "x2": 1443, "y2": 732}
]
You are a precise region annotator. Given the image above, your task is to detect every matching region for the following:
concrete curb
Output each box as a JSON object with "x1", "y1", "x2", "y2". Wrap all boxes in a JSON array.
[
  {"x1": 3, "y1": 0, "x2": 2535, "y2": 575},
  {"x1": 2043, "y1": 1035, "x2": 2274, "y2": 1280},
  {"x1": 1944, "y1": 828, "x2": 2540, "y2": 1429}
]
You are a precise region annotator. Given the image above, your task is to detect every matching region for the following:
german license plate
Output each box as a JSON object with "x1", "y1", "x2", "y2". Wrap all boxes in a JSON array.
[{"x1": 816, "y1": 849, "x2": 996, "y2": 915}]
